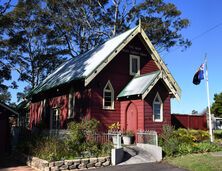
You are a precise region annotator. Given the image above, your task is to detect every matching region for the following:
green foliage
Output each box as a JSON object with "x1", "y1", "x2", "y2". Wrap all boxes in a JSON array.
[
  {"x1": 175, "y1": 128, "x2": 209, "y2": 143},
  {"x1": 33, "y1": 136, "x2": 68, "y2": 161},
  {"x1": 17, "y1": 119, "x2": 113, "y2": 161},
  {"x1": 81, "y1": 118, "x2": 100, "y2": 132},
  {"x1": 211, "y1": 92, "x2": 222, "y2": 117},
  {"x1": 123, "y1": 130, "x2": 134, "y2": 137},
  {"x1": 159, "y1": 125, "x2": 180, "y2": 156},
  {"x1": 99, "y1": 142, "x2": 113, "y2": 157},
  {"x1": 214, "y1": 130, "x2": 222, "y2": 139},
  {"x1": 0, "y1": 0, "x2": 191, "y2": 103},
  {"x1": 159, "y1": 126, "x2": 220, "y2": 157}
]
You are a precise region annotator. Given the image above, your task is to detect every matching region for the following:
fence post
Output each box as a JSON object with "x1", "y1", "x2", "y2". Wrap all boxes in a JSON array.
[
  {"x1": 116, "y1": 134, "x2": 121, "y2": 149},
  {"x1": 155, "y1": 132, "x2": 158, "y2": 146}
]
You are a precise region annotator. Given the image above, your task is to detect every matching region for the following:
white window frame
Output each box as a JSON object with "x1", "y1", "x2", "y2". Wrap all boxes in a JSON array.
[
  {"x1": 103, "y1": 80, "x2": 114, "y2": 110},
  {"x1": 129, "y1": 54, "x2": 140, "y2": 76},
  {"x1": 153, "y1": 92, "x2": 163, "y2": 122},
  {"x1": 50, "y1": 107, "x2": 60, "y2": 129}
]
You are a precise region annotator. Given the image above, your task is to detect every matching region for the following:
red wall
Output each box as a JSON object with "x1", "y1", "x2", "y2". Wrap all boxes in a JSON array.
[
  {"x1": 172, "y1": 114, "x2": 207, "y2": 130},
  {"x1": 30, "y1": 88, "x2": 91, "y2": 129},
  {"x1": 89, "y1": 35, "x2": 159, "y2": 131},
  {"x1": 144, "y1": 80, "x2": 171, "y2": 133},
  {"x1": 120, "y1": 100, "x2": 145, "y2": 132}
]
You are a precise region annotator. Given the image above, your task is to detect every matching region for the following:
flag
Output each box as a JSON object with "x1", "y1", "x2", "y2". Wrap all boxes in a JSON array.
[{"x1": 193, "y1": 63, "x2": 205, "y2": 85}]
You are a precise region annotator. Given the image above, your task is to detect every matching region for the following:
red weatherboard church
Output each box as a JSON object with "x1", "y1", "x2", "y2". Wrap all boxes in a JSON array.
[{"x1": 29, "y1": 25, "x2": 181, "y2": 133}]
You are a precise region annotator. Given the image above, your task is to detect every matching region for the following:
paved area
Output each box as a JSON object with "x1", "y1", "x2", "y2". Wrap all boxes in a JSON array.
[
  {"x1": 119, "y1": 146, "x2": 156, "y2": 165},
  {"x1": 0, "y1": 153, "x2": 36, "y2": 171},
  {"x1": 92, "y1": 163, "x2": 187, "y2": 171}
]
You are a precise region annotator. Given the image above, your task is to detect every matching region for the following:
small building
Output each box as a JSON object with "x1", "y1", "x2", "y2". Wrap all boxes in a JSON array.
[
  {"x1": 171, "y1": 113, "x2": 207, "y2": 130},
  {"x1": 211, "y1": 114, "x2": 222, "y2": 130},
  {"x1": 0, "y1": 102, "x2": 18, "y2": 154},
  {"x1": 29, "y1": 25, "x2": 181, "y2": 134}
]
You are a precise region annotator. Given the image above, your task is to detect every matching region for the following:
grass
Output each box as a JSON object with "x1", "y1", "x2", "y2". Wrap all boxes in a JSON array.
[{"x1": 166, "y1": 153, "x2": 222, "y2": 171}]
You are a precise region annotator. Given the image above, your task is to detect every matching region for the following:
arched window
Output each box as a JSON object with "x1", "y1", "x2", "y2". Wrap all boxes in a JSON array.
[
  {"x1": 153, "y1": 92, "x2": 163, "y2": 122},
  {"x1": 103, "y1": 81, "x2": 114, "y2": 110}
]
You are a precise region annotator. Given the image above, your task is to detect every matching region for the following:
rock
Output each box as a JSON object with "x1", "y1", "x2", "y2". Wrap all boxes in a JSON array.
[
  {"x1": 44, "y1": 167, "x2": 50, "y2": 171},
  {"x1": 78, "y1": 163, "x2": 87, "y2": 169},
  {"x1": 95, "y1": 162, "x2": 102, "y2": 167},
  {"x1": 102, "y1": 160, "x2": 110, "y2": 166},
  {"x1": 105, "y1": 156, "x2": 111, "y2": 161},
  {"x1": 64, "y1": 160, "x2": 73, "y2": 166},
  {"x1": 69, "y1": 163, "x2": 79, "y2": 170},
  {"x1": 72, "y1": 159, "x2": 81, "y2": 165},
  {"x1": 51, "y1": 166, "x2": 59, "y2": 171},
  {"x1": 60, "y1": 165, "x2": 69, "y2": 170},
  {"x1": 87, "y1": 162, "x2": 95, "y2": 168},
  {"x1": 81, "y1": 159, "x2": 89, "y2": 165},
  {"x1": 42, "y1": 160, "x2": 49, "y2": 168},
  {"x1": 54, "y1": 161, "x2": 64, "y2": 167},
  {"x1": 98, "y1": 157, "x2": 106, "y2": 163},
  {"x1": 89, "y1": 158, "x2": 97, "y2": 164},
  {"x1": 49, "y1": 162, "x2": 55, "y2": 167}
]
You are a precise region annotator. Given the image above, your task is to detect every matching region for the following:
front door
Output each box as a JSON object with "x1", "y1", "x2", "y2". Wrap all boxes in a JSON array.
[{"x1": 126, "y1": 102, "x2": 138, "y2": 132}]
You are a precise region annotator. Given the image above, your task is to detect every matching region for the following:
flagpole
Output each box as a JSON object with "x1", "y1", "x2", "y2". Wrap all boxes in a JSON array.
[{"x1": 205, "y1": 55, "x2": 213, "y2": 142}]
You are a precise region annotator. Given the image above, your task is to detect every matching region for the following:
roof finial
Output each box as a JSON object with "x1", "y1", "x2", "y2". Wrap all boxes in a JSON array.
[{"x1": 139, "y1": 18, "x2": 142, "y2": 32}]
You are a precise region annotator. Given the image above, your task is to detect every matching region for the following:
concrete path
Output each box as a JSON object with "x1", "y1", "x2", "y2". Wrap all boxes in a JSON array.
[
  {"x1": 118, "y1": 146, "x2": 156, "y2": 165},
  {"x1": 0, "y1": 154, "x2": 36, "y2": 171}
]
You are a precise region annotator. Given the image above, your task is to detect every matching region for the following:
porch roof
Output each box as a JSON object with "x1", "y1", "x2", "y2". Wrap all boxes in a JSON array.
[{"x1": 117, "y1": 71, "x2": 161, "y2": 99}]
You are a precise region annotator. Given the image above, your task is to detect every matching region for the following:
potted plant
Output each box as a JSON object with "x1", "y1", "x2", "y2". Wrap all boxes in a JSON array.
[
  {"x1": 122, "y1": 130, "x2": 134, "y2": 145},
  {"x1": 108, "y1": 122, "x2": 120, "y2": 144}
]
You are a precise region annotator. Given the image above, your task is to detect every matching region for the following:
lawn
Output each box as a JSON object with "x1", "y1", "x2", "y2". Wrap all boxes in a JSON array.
[{"x1": 166, "y1": 152, "x2": 222, "y2": 171}]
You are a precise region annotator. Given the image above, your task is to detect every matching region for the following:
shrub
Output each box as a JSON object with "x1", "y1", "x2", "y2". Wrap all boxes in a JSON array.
[
  {"x1": 33, "y1": 136, "x2": 68, "y2": 161},
  {"x1": 18, "y1": 119, "x2": 112, "y2": 161},
  {"x1": 160, "y1": 126, "x2": 219, "y2": 157},
  {"x1": 159, "y1": 125, "x2": 180, "y2": 156},
  {"x1": 214, "y1": 130, "x2": 222, "y2": 139},
  {"x1": 99, "y1": 142, "x2": 113, "y2": 157},
  {"x1": 193, "y1": 142, "x2": 222, "y2": 153},
  {"x1": 178, "y1": 143, "x2": 194, "y2": 155}
]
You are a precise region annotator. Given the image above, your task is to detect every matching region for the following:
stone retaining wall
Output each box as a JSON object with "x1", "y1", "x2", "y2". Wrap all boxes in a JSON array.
[{"x1": 19, "y1": 154, "x2": 111, "y2": 171}]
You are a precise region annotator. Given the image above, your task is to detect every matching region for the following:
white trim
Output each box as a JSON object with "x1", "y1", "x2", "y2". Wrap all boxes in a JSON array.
[
  {"x1": 153, "y1": 92, "x2": 163, "y2": 122},
  {"x1": 129, "y1": 54, "x2": 140, "y2": 76},
  {"x1": 140, "y1": 30, "x2": 181, "y2": 100},
  {"x1": 68, "y1": 88, "x2": 75, "y2": 119},
  {"x1": 50, "y1": 108, "x2": 60, "y2": 129},
  {"x1": 141, "y1": 72, "x2": 162, "y2": 99},
  {"x1": 103, "y1": 80, "x2": 114, "y2": 110}
]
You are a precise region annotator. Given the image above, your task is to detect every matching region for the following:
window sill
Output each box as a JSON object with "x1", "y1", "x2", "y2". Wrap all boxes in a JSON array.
[
  {"x1": 153, "y1": 120, "x2": 163, "y2": 122},
  {"x1": 103, "y1": 107, "x2": 115, "y2": 111}
]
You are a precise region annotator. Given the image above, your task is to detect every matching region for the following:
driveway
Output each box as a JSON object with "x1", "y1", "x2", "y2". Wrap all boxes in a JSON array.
[
  {"x1": 0, "y1": 153, "x2": 36, "y2": 171},
  {"x1": 91, "y1": 163, "x2": 188, "y2": 171}
]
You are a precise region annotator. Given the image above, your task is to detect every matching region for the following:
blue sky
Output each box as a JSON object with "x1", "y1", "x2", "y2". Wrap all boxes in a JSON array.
[
  {"x1": 164, "y1": 0, "x2": 222, "y2": 114},
  {"x1": 7, "y1": 0, "x2": 222, "y2": 114}
]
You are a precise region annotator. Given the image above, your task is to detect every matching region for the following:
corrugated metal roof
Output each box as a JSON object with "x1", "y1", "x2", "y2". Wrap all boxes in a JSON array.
[
  {"x1": 30, "y1": 26, "x2": 138, "y2": 95},
  {"x1": 117, "y1": 71, "x2": 160, "y2": 98}
]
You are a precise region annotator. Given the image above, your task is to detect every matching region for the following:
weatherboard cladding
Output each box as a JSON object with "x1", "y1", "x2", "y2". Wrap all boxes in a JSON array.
[
  {"x1": 30, "y1": 27, "x2": 138, "y2": 95},
  {"x1": 144, "y1": 81, "x2": 171, "y2": 133}
]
